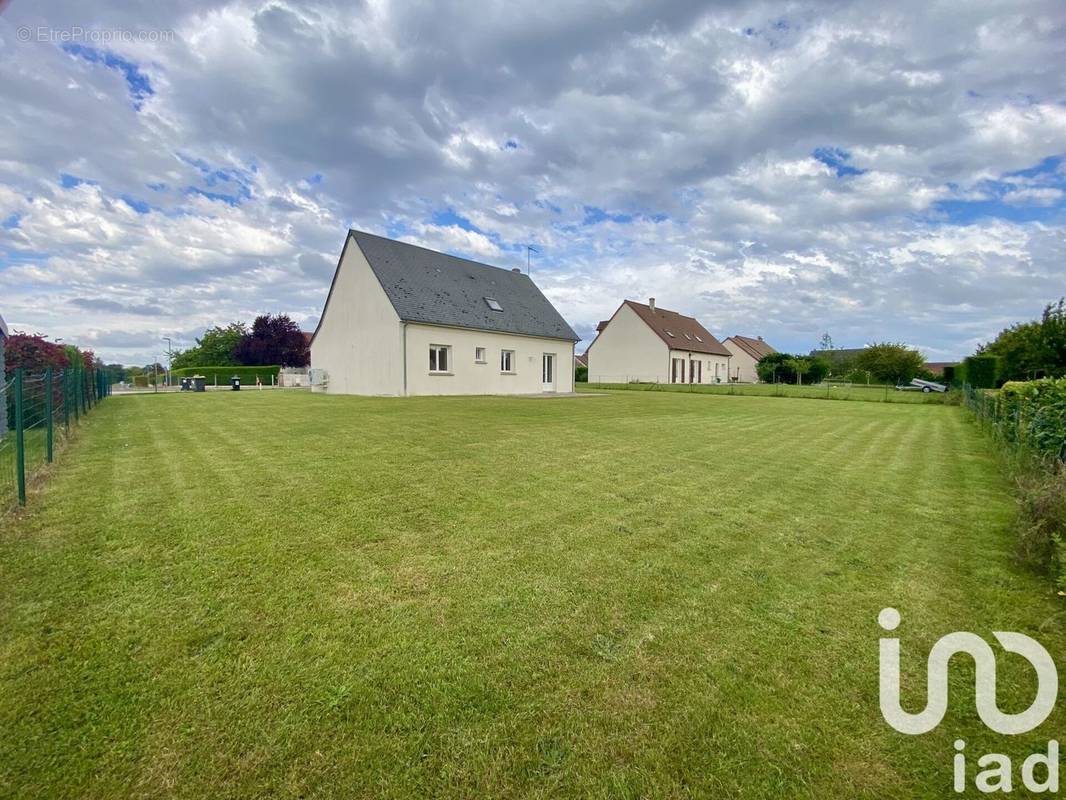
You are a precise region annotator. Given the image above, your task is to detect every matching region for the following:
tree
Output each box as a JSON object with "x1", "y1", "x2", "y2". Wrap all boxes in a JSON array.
[
  {"x1": 3, "y1": 333, "x2": 69, "y2": 373},
  {"x1": 855, "y1": 342, "x2": 925, "y2": 384},
  {"x1": 101, "y1": 363, "x2": 127, "y2": 384},
  {"x1": 756, "y1": 353, "x2": 829, "y2": 384},
  {"x1": 234, "y1": 314, "x2": 309, "y2": 367},
  {"x1": 981, "y1": 299, "x2": 1066, "y2": 381},
  {"x1": 171, "y1": 322, "x2": 247, "y2": 369}
]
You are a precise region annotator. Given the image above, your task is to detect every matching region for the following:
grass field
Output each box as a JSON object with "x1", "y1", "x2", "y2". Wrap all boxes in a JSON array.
[{"x1": 2, "y1": 390, "x2": 1063, "y2": 798}]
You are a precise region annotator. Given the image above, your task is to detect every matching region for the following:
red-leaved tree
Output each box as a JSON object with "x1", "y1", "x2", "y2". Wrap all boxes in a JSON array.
[
  {"x1": 4, "y1": 333, "x2": 69, "y2": 373},
  {"x1": 234, "y1": 314, "x2": 310, "y2": 367}
]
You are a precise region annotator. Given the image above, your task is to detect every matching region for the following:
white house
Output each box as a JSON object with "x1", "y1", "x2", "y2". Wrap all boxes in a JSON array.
[
  {"x1": 311, "y1": 230, "x2": 579, "y2": 396},
  {"x1": 586, "y1": 299, "x2": 732, "y2": 384},
  {"x1": 722, "y1": 335, "x2": 777, "y2": 383}
]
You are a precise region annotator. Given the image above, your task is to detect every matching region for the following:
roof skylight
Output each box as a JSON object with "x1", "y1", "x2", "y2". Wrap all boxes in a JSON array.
[{"x1": 484, "y1": 297, "x2": 503, "y2": 312}]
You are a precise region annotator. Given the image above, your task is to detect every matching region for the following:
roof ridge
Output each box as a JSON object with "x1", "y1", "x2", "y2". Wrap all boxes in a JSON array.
[{"x1": 350, "y1": 229, "x2": 527, "y2": 278}]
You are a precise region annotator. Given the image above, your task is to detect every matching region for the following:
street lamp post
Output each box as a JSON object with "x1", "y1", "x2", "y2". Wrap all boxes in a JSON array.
[{"x1": 162, "y1": 337, "x2": 173, "y2": 387}]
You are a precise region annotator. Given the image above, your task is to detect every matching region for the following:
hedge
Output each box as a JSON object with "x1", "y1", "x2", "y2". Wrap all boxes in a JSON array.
[
  {"x1": 170, "y1": 366, "x2": 280, "y2": 386},
  {"x1": 962, "y1": 354, "x2": 999, "y2": 388}
]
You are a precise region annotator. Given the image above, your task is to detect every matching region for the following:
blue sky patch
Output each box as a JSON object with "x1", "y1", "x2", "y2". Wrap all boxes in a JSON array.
[
  {"x1": 583, "y1": 206, "x2": 634, "y2": 225},
  {"x1": 59, "y1": 173, "x2": 96, "y2": 189},
  {"x1": 178, "y1": 154, "x2": 255, "y2": 206},
  {"x1": 2, "y1": 213, "x2": 20, "y2": 229},
  {"x1": 121, "y1": 195, "x2": 151, "y2": 214},
  {"x1": 930, "y1": 156, "x2": 1066, "y2": 224},
  {"x1": 430, "y1": 208, "x2": 477, "y2": 231},
  {"x1": 62, "y1": 43, "x2": 154, "y2": 110},
  {"x1": 813, "y1": 147, "x2": 865, "y2": 177}
]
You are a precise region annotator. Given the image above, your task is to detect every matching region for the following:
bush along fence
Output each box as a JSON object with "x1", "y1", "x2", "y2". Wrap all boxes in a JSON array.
[
  {"x1": 0, "y1": 366, "x2": 111, "y2": 511},
  {"x1": 963, "y1": 378, "x2": 1066, "y2": 586}
]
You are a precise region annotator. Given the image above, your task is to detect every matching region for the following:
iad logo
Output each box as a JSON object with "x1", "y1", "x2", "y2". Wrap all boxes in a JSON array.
[{"x1": 878, "y1": 608, "x2": 1060, "y2": 793}]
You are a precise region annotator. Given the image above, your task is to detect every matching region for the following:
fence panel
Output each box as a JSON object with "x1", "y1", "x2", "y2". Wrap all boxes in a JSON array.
[{"x1": 1, "y1": 367, "x2": 109, "y2": 512}]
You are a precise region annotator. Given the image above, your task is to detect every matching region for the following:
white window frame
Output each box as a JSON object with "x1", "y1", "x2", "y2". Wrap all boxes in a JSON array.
[
  {"x1": 475, "y1": 347, "x2": 487, "y2": 363},
  {"x1": 429, "y1": 344, "x2": 451, "y2": 374},
  {"x1": 500, "y1": 349, "x2": 515, "y2": 373}
]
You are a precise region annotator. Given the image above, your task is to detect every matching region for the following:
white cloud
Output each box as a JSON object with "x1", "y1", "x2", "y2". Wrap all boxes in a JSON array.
[{"x1": 0, "y1": 0, "x2": 1064, "y2": 364}]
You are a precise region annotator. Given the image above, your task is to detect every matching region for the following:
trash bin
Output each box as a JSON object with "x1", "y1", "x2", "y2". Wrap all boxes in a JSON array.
[
  {"x1": 230, "y1": 375, "x2": 241, "y2": 391},
  {"x1": 180, "y1": 377, "x2": 190, "y2": 391},
  {"x1": 193, "y1": 375, "x2": 206, "y2": 392}
]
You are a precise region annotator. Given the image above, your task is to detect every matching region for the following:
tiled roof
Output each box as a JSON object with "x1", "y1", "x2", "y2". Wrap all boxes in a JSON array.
[
  {"x1": 623, "y1": 301, "x2": 731, "y2": 356},
  {"x1": 726, "y1": 335, "x2": 776, "y2": 360},
  {"x1": 346, "y1": 230, "x2": 579, "y2": 342}
]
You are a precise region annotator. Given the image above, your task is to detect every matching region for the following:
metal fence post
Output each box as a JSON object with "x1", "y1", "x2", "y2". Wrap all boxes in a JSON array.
[
  {"x1": 14, "y1": 368, "x2": 25, "y2": 506},
  {"x1": 45, "y1": 366, "x2": 54, "y2": 463},
  {"x1": 63, "y1": 369, "x2": 70, "y2": 431}
]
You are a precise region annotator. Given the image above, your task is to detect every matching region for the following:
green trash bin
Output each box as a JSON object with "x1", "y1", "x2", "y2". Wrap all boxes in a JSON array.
[
  {"x1": 193, "y1": 375, "x2": 206, "y2": 392},
  {"x1": 230, "y1": 375, "x2": 241, "y2": 391}
]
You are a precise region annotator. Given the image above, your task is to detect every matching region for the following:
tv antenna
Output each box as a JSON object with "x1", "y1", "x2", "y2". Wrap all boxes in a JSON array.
[{"x1": 526, "y1": 245, "x2": 539, "y2": 275}]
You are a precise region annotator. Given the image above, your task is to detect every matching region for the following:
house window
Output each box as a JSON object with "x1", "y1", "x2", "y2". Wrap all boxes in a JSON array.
[
  {"x1": 501, "y1": 349, "x2": 515, "y2": 372},
  {"x1": 475, "y1": 347, "x2": 487, "y2": 363},
  {"x1": 484, "y1": 297, "x2": 503, "y2": 312},
  {"x1": 429, "y1": 345, "x2": 450, "y2": 373}
]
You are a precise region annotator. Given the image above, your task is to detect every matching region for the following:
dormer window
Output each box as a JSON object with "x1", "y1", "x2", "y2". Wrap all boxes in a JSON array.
[{"x1": 484, "y1": 297, "x2": 503, "y2": 312}]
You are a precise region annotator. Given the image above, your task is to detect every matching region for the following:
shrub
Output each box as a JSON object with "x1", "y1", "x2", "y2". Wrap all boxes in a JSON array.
[
  {"x1": 1013, "y1": 464, "x2": 1066, "y2": 579},
  {"x1": 575, "y1": 365, "x2": 588, "y2": 383},
  {"x1": 970, "y1": 378, "x2": 1066, "y2": 584},
  {"x1": 170, "y1": 366, "x2": 281, "y2": 386}
]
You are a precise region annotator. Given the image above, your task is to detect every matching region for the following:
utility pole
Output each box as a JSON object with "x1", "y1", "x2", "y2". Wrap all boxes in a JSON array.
[
  {"x1": 526, "y1": 245, "x2": 538, "y2": 276},
  {"x1": 162, "y1": 337, "x2": 173, "y2": 387}
]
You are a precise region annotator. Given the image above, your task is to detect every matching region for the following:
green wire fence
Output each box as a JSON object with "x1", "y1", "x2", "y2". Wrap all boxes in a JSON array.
[{"x1": 1, "y1": 367, "x2": 112, "y2": 511}]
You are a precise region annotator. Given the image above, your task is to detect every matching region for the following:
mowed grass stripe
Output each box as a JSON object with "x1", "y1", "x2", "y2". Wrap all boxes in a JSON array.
[{"x1": 0, "y1": 390, "x2": 1062, "y2": 800}]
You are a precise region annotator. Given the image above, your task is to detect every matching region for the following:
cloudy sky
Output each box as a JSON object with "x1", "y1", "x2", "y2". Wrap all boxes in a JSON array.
[{"x1": 1, "y1": 0, "x2": 1064, "y2": 366}]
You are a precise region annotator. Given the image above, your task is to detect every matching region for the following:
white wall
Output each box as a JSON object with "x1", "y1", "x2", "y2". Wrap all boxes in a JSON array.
[
  {"x1": 310, "y1": 238, "x2": 404, "y2": 395},
  {"x1": 723, "y1": 340, "x2": 760, "y2": 383},
  {"x1": 667, "y1": 349, "x2": 732, "y2": 385},
  {"x1": 404, "y1": 323, "x2": 574, "y2": 395},
  {"x1": 586, "y1": 303, "x2": 668, "y2": 382}
]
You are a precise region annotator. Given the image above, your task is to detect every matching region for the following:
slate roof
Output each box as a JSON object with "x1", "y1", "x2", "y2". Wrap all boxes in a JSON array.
[
  {"x1": 622, "y1": 300, "x2": 731, "y2": 356},
  {"x1": 726, "y1": 335, "x2": 775, "y2": 361},
  {"x1": 342, "y1": 230, "x2": 579, "y2": 342}
]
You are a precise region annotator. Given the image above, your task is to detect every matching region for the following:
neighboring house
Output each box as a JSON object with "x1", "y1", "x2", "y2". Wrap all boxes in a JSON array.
[
  {"x1": 586, "y1": 298, "x2": 732, "y2": 384},
  {"x1": 574, "y1": 353, "x2": 588, "y2": 368},
  {"x1": 0, "y1": 312, "x2": 7, "y2": 438},
  {"x1": 722, "y1": 335, "x2": 776, "y2": 383},
  {"x1": 924, "y1": 361, "x2": 958, "y2": 376},
  {"x1": 311, "y1": 230, "x2": 579, "y2": 396}
]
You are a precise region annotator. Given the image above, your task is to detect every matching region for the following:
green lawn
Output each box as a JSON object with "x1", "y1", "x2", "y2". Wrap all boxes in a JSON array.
[
  {"x1": 583, "y1": 381, "x2": 948, "y2": 403},
  {"x1": 1, "y1": 390, "x2": 1062, "y2": 798}
]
